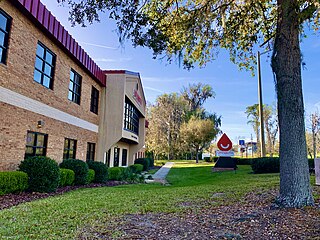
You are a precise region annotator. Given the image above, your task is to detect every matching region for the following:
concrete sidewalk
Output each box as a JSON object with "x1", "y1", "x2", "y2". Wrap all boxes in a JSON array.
[{"x1": 147, "y1": 162, "x2": 175, "y2": 184}]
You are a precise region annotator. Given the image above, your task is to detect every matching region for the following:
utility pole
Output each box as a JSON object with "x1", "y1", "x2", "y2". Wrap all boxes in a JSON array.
[{"x1": 257, "y1": 51, "x2": 266, "y2": 157}]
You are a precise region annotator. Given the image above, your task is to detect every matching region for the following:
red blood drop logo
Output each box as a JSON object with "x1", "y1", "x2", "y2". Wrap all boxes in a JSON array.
[{"x1": 217, "y1": 133, "x2": 233, "y2": 151}]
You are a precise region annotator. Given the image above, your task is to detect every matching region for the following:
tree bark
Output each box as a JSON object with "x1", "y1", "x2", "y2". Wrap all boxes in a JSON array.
[{"x1": 271, "y1": 0, "x2": 314, "y2": 207}]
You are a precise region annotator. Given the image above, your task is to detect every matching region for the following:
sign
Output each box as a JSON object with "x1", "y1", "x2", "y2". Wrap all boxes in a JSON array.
[
  {"x1": 315, "y1": 158, "x2": 320, "y2": 186},
  {"x1": 133, "y1": 89, "x2": 142, "y2": 106},
  {"x1": 216, "y1": 150, "x2": 235, "y2": 157},
  {"x1": 217, "y1": 133, "x2": 233, "y2": 151},
  {"x1": 239, "y1": 139, "x2": 245, "y2": 146}
]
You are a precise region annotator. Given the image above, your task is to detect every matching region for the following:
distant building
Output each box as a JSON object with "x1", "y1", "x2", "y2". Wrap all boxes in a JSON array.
[{"x1": 0, "y1": 0, "x2": 146, "y2": 170}]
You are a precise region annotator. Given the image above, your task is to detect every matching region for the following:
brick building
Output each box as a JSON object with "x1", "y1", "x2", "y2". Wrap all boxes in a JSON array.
[{"x1": 0, "y1": 0, "x2": 146, "y2": 171}]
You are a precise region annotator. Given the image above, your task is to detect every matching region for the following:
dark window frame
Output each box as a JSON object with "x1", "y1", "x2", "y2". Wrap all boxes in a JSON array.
[
  {"x1": 90, "y1": 86, "x2": 99, "y2": 114},
  {"x1": 124, "y1": 99, "x2": 139, "y2": 135},
  {"x1": 63, "y1": 138, "x2": 77, "y2": 159},
  {"x1": 25, "y1": 131, "x2": 48, "y2": 158},
  {"x1": 86, "y1": 142, "x2": 96, "y2": 161},
  {"x1": 33, "y1": 41, "x2": 56, "y2": 89},
  {"x1": 121, "y1": 149, "x2": 128, "y2": 166},
  {"x1": 0, "y1": 9, "x2": 12, "y2": 65},
  {"x1": 68, "y1": 69, "x2": 82, "y2": 104}
]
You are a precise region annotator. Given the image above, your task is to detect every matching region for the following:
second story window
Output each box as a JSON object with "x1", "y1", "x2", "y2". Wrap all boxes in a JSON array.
[
  {"x1": 124, "y1": 99, "x2": 139, "y2": 135},
  {"x1": 0, "y1": 9, "x2": 11, "y2": 64},
  {"x1": 34, "y1": 42, "x2": 55, "y2": 89},
  {"x1": 90, "y1": 86, "x2": 99, "y2": 114},
  {"x1": 68, "y1": 70, "x2": 82, "y2": 104}
]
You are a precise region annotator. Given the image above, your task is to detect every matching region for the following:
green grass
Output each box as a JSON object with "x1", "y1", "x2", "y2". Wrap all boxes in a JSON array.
[{"x1": 0, "y1": 162, "x2": 313, "y2": 239}]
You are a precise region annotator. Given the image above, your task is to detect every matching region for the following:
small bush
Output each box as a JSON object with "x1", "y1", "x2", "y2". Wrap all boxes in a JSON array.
[
  {"x1": 87, "y1": 169, "x2": 95, "y2": 183},
  {"x1": 212, "y1": 156, "x2": 219, "y2": 163},
  {"x1": 0, "y1": 171, "x2": 28, "y2": 195},
  {"x1": 59, "y1": 159, "x2": 89, "y2": 185},
  {"x1": 251, "y1": 157, "x2": 280, "y2": 174},
  {"x1": 204, "y1": 157, "x2": 212, "y2": 162},
  {"x1": 147, "y1": 158, "x2": 154, "y2": 167},
  {"x1": 19, "y1": 156, "x2": 60, "y2": 193},
  {"x1": 235, "y1": 158, "x2": 252, "y2": 165},
  {"x1": 119, "y1": 167, "x2": 132, "y2": 180},
  {"x1": 134, "y1": 158, "x2": 150, "y2": 171},
  {"x1": 129, "y1": 164, "x2": 143, "y2": 174},
  {"x1": 108, "y1": 167, "x2": 122, "y2": 180},
  {"x1": 59, "y1": 169, "x2": 75, "y2": 187},
  {"x1": 87, "y1": 161, "x2": 108, "y2": 183}
]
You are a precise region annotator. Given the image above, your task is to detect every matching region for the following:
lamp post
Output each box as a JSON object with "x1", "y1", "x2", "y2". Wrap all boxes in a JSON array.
[{"x1": 257, "y1": 51, "x2": 266, "y2": 157}]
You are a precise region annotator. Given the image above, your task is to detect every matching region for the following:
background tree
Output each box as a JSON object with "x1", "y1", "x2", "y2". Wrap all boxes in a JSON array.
[
  {"x1": 245, "y1": 104, "x2": 260, "y2": 155},
  {"x1": 59, "y1": 0, "x2": 319, "y2": 207},
  {"x1": 180, "y1": 117, "x2": 218, "y2": 163},
  {"x1": 264, "y1": 104, "x2": 279, "y2": 156},
  {"x1": 306, "y1": 111, "x2": 320, "y2": 159}
]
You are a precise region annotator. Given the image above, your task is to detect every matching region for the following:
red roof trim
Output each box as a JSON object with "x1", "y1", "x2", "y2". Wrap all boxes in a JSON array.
[{"x1": 14, "y1": 0, "x2": 106, "y2": 86}]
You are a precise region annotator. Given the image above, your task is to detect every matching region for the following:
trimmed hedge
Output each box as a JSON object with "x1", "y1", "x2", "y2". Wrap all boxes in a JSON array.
[
  {"x1": 59, "y1": 159, "x2": 89, "y2": 185},
  {"x1": 59, "y1": 168, "x2": 75, "y2": 187},
  {"x1": 129, "y1": 164, "x2": 143, "y2": 174},
  {"x1": 251, "y1": 157, "x2": 280, "y2": 174},
  {"x1": 0, "y1": 171, "x2": 28, "y2": 195},
  {"x1": 19, "y1": 156, "x2": 60, "y2": 193},
  {"x1": 87, "y1": 161, "x2": 108, "y2": 183},
  {"x1": 108, "y1": 167, "x2": 122, "y2": 180},
  {"x1": 235, "y1": 158, "x2": 252, "y2": 165},
  {"x1": 147, "y1": 158, "x2": 154, "y2": 167},
  {"x1": 87, "y1": 169, "x2": 95, "y2": 183},
  {"x1": 134, "y1": 158, "x2": 150, "y2": 171}
]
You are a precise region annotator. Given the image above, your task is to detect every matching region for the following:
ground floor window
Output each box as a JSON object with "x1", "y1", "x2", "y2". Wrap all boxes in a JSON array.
[
  {"x1": 122, "y1": 149, "x2": 128, "y2": 166},
  {"x1": 25, "y1": 131, "x2": 48, "y2": 158},
  {"x1": 86, "y1": 142, "x2": 95, "y2": 161},
  {"x1": 106, "y1": 149, "x2": 111, "y2": 167},
  {"x1": 63, "y1": 138, "x2": 77, "y2": 159},
  {"x1": 114, "y1": 147, "x2": 120, "y2": 167}
]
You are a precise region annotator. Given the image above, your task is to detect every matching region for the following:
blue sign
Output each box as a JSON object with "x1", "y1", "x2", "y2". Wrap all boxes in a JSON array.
[{"x1": 239, "y1": 140, "x2": 245, "y2": 146}]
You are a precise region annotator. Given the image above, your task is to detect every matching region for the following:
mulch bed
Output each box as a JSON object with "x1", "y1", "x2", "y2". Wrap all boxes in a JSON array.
[
  {"x1": 0, "y1": 181, "x2": 128, "y2": 210},
  {"x1": 78, "y1": 188, "x2": 320, "y2": 240}
]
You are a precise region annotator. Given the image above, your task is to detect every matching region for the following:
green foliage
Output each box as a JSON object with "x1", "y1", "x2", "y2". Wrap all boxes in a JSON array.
[
  {"x1": 19, "y1": 156, "x2": 60, "y2": 193},
  {"x1": 59, "y1": 159, "x2": 89, "y2": 185},
  {"x1": 87, "y1": 169, "x2": 95, "y2": 184},
  {"x1": 235, "y1": 158, "x2": 252, "y2": 165},
  {"x1": 147, "y1": 158, "x2": 155, "y2": 168},
  {"x1": 108, "y1": 167, "x2": 122, "y2": 181},
  {"x1": 87, "y1": 161, "x2": 108, "y2": 183},
  {"x1": 129, "y1": 164, "x2": 143, "y2": 174},
  {"x1": 0, "y1": 171, "x2": 28, "y2": 195},
  {"x1": 204, "y1": 157, "x2": 212, "y2": 162},
  {"x1": 251, "y1": 157, "x2": 280, "y2": 174},
  {"x1": 59, "y1": 168, "x2": 75, "y2": 187},
  {"x1": 134, "y1": 158, "x2": 150, "y2": 171}
]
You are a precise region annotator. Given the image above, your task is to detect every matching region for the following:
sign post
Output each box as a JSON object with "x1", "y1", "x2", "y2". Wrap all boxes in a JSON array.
[{"x1": 213, "y1": 133, "x2": 236, "y2": 172}]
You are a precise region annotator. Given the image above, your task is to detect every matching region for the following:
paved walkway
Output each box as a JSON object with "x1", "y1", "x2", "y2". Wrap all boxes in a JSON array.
[{"x1": 148, "y1": 162, "x2": 175, "y2": 184}]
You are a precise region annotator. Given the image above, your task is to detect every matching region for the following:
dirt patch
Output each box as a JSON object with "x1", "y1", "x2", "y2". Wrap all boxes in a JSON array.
[
  {"x1": 0, "y1": 181, "x2": 128, "y2": 210},
  {"x1": 78, "y1": 188, "x2": 320, "y2": 240}
]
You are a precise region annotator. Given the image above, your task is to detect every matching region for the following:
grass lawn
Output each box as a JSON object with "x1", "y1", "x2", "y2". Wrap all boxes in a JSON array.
[{"x1": 0, "y1": 162, "x2": 317, "y2": 239}]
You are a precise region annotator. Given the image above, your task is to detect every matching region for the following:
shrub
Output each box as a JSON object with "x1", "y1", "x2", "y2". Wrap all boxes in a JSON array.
[
  {"x1": 119, "y1": 167, "x2": 132, "y2": 180},
  {"x1": 251, "y1": 157, "x2": 280, "y2": 174},
  {"x1": 134, "y1": 158, "x2": 150, "y2": 171},
  {"x1": 147, "y1": 158, "x2": 154, "y2": 167},
  {"x1": 59, "y1": 159, "x2": 89, "y2": 185},
  {"x1": 129, "y1": 164, "x2": 144, "y2": 174},
  {"x1": 59, "y1": 169, "x2": 75, "y2": 187},
  {"x1": 204, "y1": 157, "x2": 212, "y2": 162},
  {"x1": 108, "y1": 167, "x2": 122, "y2": 180},
  {"x1": 235, "y1": 158, "x2": 252, "y2": 165},
  {"x1": 87, "y1": 161, "x2": 108, "y2": 183},
  {"x1": 19, "y1": 156, "x2": 60, "y2": 193},
  {"x1": 212, "y1": 156, "x2": 219, "y2": 163},
  {"x1": 87, "y1": 169, "x2": 95, "y2": 183},
  {"x1": 0, "y1": 171, "x2": 28, "y2": 195}
]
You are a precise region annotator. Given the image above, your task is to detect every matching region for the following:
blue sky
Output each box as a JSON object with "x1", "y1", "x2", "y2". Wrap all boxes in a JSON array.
[{"x1": 42, "y1": 0, "x2": 320, "y2": 143}]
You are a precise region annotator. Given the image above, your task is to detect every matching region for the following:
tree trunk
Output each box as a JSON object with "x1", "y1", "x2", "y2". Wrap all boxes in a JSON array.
[
  {"x1": 196, "y1": 149, "x2": 199, "y2": 163},
  {"x1": 271, "y1": 0, "x2": 314, "y2": 207}
]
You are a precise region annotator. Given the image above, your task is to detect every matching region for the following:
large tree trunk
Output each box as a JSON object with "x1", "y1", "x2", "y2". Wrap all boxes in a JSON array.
[{"x1": 271, "y1": 0, "x2": 314, "y2": 207}]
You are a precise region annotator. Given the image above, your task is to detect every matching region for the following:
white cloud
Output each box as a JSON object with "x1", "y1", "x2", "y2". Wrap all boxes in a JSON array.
[
  {"x1": 94, "y1": 57, "x2": 132, "y2": 63},
  {"x1": 144, "y1": 86, "x2": 164, "y2": 94},
  {"x1": 79, "y1": 42, "x2": 118, "y2": 50}
]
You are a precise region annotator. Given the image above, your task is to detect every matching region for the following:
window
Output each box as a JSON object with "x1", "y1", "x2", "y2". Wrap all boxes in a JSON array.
[
  {"x1": 68, "y1": 70, "x2": 82, "y2": 104},
  {"x1": 106, "y1": 149, "x2": 111, "y2": 167},
  {"x1": 63, "y1": 138, "x2": 77, "y2": 159},
  {"x1": 114, "y1": 147, "x2": 120, "y2": 167},
  {"x1": 90, "y1": 86, "x2": 99, "y2": 114},
  {"x1": 124, "y1": 99, "x2": 139, "y2": 135},
  {"x1": 86, "y1": 142, "x2": 95, "y2": 161},
  {"x1": 0, "y1": 9, "x2": 11, "y2": 64},
  {"x1": 122, "y1": 149, "x2": 128, "y2": 166},
  {"x1": 34, "y1": 42, "x2": 55, "y2": 89},
  {"x1": 25, "y1": 131, "x2": 48, "y2": 158}
]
